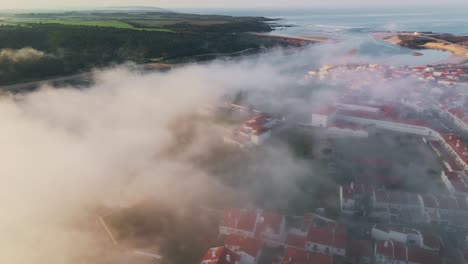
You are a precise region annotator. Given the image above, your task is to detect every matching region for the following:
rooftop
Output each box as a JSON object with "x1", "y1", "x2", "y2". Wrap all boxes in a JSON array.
[
  {"x1": 306, "y1": 224, "x2": 347, "y2": 249},
  {"x1": 336, "y1": 109, "x2": 426, "y2": 127},
  {"x1": 443, "y1": 134, "x2": 468, "y2": 167},
  {"x1": 200, "y1": 247, "x2": 239, "y2": 264},
  {"x1": 312, "y1": 105, "x2": 337, "y2": 116},
  {"x1": 221, "y1": 209, "x2": 258, "y2": 233},
  {"x1": 221, "y1": 209, "x2": 284, "y2": 238},
  {"x1": 224, "y1": 234, "x2": 263, "y2": 257},
  {"x1": 281, "y1": 248, "x2": 333, "y2": 264},
  {"x1": 285, "y1": 234, "x2": 307, "y2": 249},
  {"x1": 374, "y1": 190, "x2": 421, "y2": 206}
]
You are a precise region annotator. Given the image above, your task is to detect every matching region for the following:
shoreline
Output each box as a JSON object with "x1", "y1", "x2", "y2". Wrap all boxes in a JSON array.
[
  {"x1": 372, "y1": 32, "x2": 468, "y2": 64},
  {"x1": 250, "y1": 32, "x2": 335, "y2": 44}
]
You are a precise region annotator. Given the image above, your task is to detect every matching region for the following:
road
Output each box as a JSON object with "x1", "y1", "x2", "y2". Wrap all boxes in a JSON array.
[{"x1": 0, "y1": 72, "x2": 92, "y2": 92}]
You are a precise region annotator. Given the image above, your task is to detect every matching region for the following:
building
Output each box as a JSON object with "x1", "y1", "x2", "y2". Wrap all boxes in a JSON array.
[
  {"x1": 220, "y1": 209, "x2": 258, "y2": 238},
  {"x1": 372, "y1": 190, "x2": 424, "y2": 213},
  {"x1": 224, "y1": 113, "x2": 280, "y2": 148},
  {"x1": 305, "y1": 223, "x2": 347, "y2": 257},
  {"x1": 254, "y1": 210, "x2": 287, "y2": 245},
  {"x1": 220, "y1": 209, "x2": 286, "y2": 246},
  {"x1": 374, "y1": 240, "x2": 439, "y2": 264},
  {"x1": 224, "y1": 235, "x2": 263, "y2": 264},
  {"x1": 311, "y1": 106, "x2": 336, "y2": 127},
  {"x1": 280, "y1": 247, "x2": 333, "y2": 264},
  {"x1": 326, "y1": 122, "x2": 369, "y2": 138},
  {"x1": 422, "y1": 194, "x2": 468, "y2": 226},
  {"x1": 371, "y1": 226, "x2": 441, "y2": 251},
  {"x1": 370, "y1": 190, "x2": 430, "y2": 224},
  {"x1": 334, "y1": 108, "x2": 439, "y2": 139},
  {"x1": 441, "y1": 134, "x2": 468, "y2": 171},
  {"x1": 200, "y1": 246, "x2": 240, "y2": 264},
  {"x1": 339, "y1": 183, "x2": 372, "y2": 214}
]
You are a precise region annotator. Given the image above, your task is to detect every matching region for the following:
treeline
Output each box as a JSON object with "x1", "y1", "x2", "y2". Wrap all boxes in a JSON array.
[{"x1": 0, "y1": 20, "x2": 276, "y2": 85}]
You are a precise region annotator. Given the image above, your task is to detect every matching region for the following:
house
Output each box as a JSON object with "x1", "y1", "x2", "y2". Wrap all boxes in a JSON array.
[
  {"x1": 242, "y1": 114, "x2": 278, "y2": 145},
  {"x1": 371, "y1": 190, "x2": 429, "y2": 224},
  {"x1": 224, "y1": 234, "x2": 263, "y2": 264},
  {"x1": 332, "y1": 102, "x2": 440, "y2": 140},
  {"x1": 339, "y1": 183, "x2": 372, "y2": 214},
  {"x1": 371, "y1": 226, "x2": 441, "y2": 251},
  {"x1": 372, "y1": 227, "x2": 423, "y2": 247},
  {"x1": 224, "y1": 113, "x2": 280, "y2": 148},
  {"x1": 374, "y1": 240, "x2": 439, "y2": 264},
  {"x1": 305, "y1": 223, "x2": 347, "y2": 256},
  {"x1": 220, "y1": 209, "x2": 286, "y2": 246},
  {"x1": 285, "y1": 233, "x2": 307, "y2": 249},
  {"x1": 281, "y1": 247, "x2": 333, "y2": 264},
  {"x1": 254, "y1": 210, "x2": 287, "y2": 245},
  {"x1": 372, "y1": 190, "x2": 424, "y2": 213},
  {"x1": 200, "y1": 246, "x2": 240, "y2": 264},
  {"x1": 220, "y1": 209, "x2": 258, "y2": 238},
  {"x1": 442, "y1": 134, "x2": 468, "y2": 171},
  {"x1": 326, "y1": 122, "x2": 369, "y2": 138},
  {"x1": 311, "y1": 106, "x2": 336, "y2": 127}
]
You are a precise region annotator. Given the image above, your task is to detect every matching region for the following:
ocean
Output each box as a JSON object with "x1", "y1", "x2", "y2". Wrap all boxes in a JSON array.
[{"x1": 176, "y1": 7, "x2": 468, "y2": 66}]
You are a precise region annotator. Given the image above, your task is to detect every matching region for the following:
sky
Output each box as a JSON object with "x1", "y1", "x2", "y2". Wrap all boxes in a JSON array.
[{"x1": 1, "y1": 0, "x2": 466, "y2": 10}]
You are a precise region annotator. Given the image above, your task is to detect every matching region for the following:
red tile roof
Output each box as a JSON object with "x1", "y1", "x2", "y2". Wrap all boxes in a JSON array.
[
  {"x1": 448, "y1": 107, "x2": 465, "y2": 119},
  {"x1": 306, "y1": 224, "x2": 347, "y2": 250},
  {"x1": 224, "y1": 234, "x2": 262, "y2": 257},
  {"x1": 255, "y1": 211, "x2": 284, "y2": 238},
  {"x1": 200, "y1": 247, "x2": 240, "y2": 264},
  {"x1": 443, "y1": 134, "x2": 468, "y2": 167},
  {"x1": 221, "y1": 209, "x2": 258, "y2": 233},
  {"x1": 285, "y1": 234, "x2": 307, "y2": 249}
]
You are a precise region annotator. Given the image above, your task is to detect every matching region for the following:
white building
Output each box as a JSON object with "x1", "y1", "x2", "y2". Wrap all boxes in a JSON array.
[{"x1": 311, "y1": 106, "x2": 336, "y2": 127}]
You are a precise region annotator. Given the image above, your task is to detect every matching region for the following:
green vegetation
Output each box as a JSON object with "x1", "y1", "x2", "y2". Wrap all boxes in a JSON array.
[
  {"x1": 0, "y1": 10, "x2": 288, "y2": 86},
  {"x1": 7, "y1": 17, "x2": 173, "y2": 32}
]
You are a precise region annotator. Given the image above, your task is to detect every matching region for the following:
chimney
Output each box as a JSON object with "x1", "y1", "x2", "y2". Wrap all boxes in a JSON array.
[{"x1": 211, "y1": 249, "x2": 216, "y2": 258}]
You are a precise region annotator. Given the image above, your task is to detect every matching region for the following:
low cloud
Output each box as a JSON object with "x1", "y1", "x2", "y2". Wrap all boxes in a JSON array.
[
  {"x1": 0, "y1": 39, "x2": 441, "y2": 263},
  {"x1": 0, "y1": 47, "x2": 45, "y2": 62}
]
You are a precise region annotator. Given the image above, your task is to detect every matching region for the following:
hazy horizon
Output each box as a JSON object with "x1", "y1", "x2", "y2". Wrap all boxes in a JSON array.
[{"x1": 1, "y1": 0, "x2": 467, "y2": 11}]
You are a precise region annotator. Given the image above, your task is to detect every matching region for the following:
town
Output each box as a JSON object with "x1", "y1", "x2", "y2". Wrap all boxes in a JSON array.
[{"x1": 199, "y1": 62, "x2": 468, "y2": 264}]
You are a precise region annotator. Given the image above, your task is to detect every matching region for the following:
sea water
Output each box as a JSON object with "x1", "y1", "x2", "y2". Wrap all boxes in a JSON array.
[{"x1": 176, "y1": 7, "x2": 468, "y2": 66}]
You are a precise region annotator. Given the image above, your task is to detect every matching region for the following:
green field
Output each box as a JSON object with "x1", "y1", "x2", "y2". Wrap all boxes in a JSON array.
[{"x1": 5, "y1": 18, "x2": 174, "y2": 32}]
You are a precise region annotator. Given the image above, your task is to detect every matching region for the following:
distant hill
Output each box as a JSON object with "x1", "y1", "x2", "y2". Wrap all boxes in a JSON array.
[{"x1": 99, "y1": 6, "x2": 174, "y2": 13}]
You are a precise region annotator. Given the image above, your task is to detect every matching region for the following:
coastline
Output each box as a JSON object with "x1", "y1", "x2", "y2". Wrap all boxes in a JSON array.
[
  {"x1": 372, "y1": 32, "x2": 468, "y2": 64},
  {"x1": 250, "y1": 32, "x2": 334, "y2": 44}
]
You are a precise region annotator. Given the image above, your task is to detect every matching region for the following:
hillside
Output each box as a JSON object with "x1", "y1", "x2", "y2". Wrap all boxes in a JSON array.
[{"x1": 0, "y1": 10, "x2": 290, "y2": 86}]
